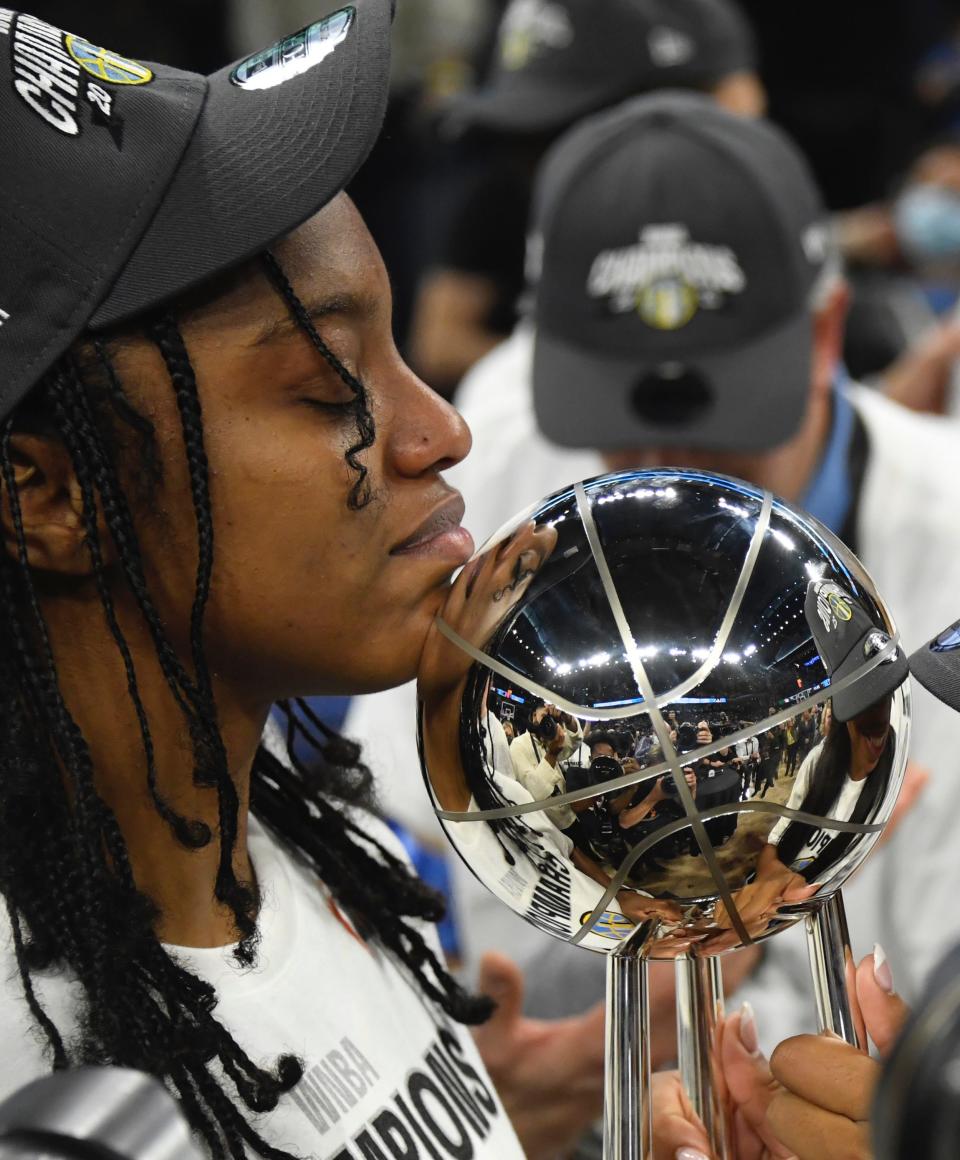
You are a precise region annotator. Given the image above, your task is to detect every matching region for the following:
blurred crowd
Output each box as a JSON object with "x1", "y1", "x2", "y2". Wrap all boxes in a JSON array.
[{"x1": 35, "y1": 0, "x2": 960, "y2": 407}]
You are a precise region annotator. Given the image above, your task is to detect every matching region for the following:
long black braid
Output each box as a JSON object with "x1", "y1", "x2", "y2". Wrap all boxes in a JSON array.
[
  {"x1": 261, "y1": 252, "x2": 376, "y2": 511},
  {"x1": 0, "y1": 255, "x2": 492, "y2": 1160}
]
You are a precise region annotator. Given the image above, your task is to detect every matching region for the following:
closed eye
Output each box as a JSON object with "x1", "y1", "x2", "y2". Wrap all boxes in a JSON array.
[{"x1": 302, "y1": 396, "x2": 357, "y2": 412}]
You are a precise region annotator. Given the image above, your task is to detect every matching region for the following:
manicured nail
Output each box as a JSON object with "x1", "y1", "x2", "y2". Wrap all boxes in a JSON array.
[
  {"x1": 874, "y1": 942, "x2": 895, "y2": 995},
  {"x1": 739, "y1": 1001, "x2": 760, "y2": 1055},
  {"x1": 676, "y1": 1149, "x2": 710, "y2": 1160}
]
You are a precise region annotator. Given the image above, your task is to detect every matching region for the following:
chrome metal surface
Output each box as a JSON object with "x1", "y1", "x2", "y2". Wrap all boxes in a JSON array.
[
  {"x1": 604, "y1": 951, "x2": 651, "y2": 1160},
  {"x1": 676, "y1": 956, "x2": 729, "y2": 1158},
  {"x1": 0, "y1": 1067, "x2": 201, "y2": 1159},
  {"x1": 805, "y1": 891, "x2": 866, "y2": 1048}
]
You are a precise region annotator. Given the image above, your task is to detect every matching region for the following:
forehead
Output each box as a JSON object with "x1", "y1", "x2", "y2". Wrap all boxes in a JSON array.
[{"x1": 179, "y1": 193, "x2": 385, "y2": 339}]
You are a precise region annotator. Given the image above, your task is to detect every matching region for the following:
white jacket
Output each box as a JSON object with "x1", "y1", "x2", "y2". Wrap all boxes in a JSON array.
[{"x1": 346, "y1": 327, "x2": 960, "y2": 1034}]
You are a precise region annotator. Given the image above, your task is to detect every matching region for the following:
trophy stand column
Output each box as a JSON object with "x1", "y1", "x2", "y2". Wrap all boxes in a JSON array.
[
  {"x1": 675, "y1": 954, "x2": 730, "y2": 1160},
  {"x1": 604, "y1": 949, "x2": 651, "y2": 1160},
  {"x1": 805, "y1": 890, "x2": 866, "y2": 1048}
]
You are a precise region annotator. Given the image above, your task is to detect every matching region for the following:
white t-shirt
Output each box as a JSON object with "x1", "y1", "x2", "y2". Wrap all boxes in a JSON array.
[
  {"x1": 0, "y1": 814, "x2": 524, "y2": 1160},
  {"x1": 767, "y1": 742, "x2": 867, "y2": 871}
]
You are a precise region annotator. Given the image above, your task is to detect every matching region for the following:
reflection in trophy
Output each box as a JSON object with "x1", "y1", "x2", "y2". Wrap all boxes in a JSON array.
[{"x1": 417, "y1": 470, "x2": 910, "y2": 1160}]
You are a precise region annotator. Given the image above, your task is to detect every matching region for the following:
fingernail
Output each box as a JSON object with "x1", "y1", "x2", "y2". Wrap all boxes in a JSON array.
[
  {"x1": 874, "y1": 942, "x2": 896, "y2": 995},
  {"x1": 739, "y1": 1001, "x2": 760, "y2": 1055},
  {"x1": 676, "y1": 1150, "x2": 710, "y2": 1160}
]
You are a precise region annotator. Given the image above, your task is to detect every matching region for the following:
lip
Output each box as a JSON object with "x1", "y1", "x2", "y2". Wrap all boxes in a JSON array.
[{"x1": 391, "y1": 493, "x2": 475, "y2": 563}]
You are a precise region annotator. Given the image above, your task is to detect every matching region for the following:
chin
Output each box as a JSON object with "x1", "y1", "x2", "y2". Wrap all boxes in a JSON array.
[{"x1": 341, "y1": 648, "x2": 421, "y2": 697}]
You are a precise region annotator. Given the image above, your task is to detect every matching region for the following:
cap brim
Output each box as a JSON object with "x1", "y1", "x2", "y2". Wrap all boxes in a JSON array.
[
  {"x1": 447, "y1": 74, "x2": 626, "y2": 136},
  {"x1": 532, "y1": 309, "x2": 813, "y2": 452},
  {"x1": 909, "y1": 632, "x2": 960, "y2": 713},
  {"x1": 90, "y1": 0, "x2": 391, "y2": 329},
  {"x1": 831, "y1": 647, "x2": 910, "y2": 723}
]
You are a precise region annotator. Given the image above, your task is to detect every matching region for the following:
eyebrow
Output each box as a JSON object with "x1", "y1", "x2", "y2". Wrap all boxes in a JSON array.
[{"x1": 248, "y1": 291, "x2": 370, "y2": 348}]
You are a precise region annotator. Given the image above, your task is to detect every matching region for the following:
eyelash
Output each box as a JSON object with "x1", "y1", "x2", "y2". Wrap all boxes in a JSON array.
[
  {"x1": 302, "y1": 396, "x2": 358, "y2": 415},
  {"x1": 299, "y1": 359, "x2": 363, "y2": 413}
]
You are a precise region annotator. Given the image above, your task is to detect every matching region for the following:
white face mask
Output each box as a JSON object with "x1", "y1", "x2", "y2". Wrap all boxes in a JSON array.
[{"x1": 895, "y1": 183, "x2": 960, "y2": 262}]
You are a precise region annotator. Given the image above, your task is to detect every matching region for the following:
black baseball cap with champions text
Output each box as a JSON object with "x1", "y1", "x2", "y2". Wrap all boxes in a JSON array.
[
  {"x1": 0, "y1": 1, "x2": 393, "y2": 422},
  {"x1": 451, "y1": 0, "x2": 756, "y2": 135},
  {"x1": 529, "y1": 91, "x2": 832, "y2": 453}
]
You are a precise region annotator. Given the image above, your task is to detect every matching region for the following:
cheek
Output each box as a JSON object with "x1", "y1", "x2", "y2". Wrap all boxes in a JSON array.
[{"x1": 183, "y1": 419, "x2": 441, "y2": 696}]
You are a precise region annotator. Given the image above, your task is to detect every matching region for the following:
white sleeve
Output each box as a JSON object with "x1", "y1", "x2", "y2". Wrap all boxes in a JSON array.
[
  {"x1": 521, "y1": 757, "x2": 560, "y2": 802},
  {"x1": 767, "y1": 745, "x2": 819, "y2": 846},
  {"x1": 509, "y1": 733, "x2": 538, "y2": 782},
  {"x1": 559, "y1": 722, "x2": 583, "y2": 760}
]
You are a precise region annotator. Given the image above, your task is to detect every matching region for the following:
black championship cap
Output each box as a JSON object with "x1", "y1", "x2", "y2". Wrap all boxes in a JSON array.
[
  {"x1": 529, "y1": 90, "x2": 831, "y2": 452},
  {"x1": 0, "y1": 2, "x2": 392, "y2": 422},
  {"x1": 908, "y1": 618, "x2": 960, "y2": 713},
  {"x1": 450, "y1": 0, "x2": 755, "y2": 136},
  {"x1": 804, "y1": 580, "x2": 908, "y2": 723}
]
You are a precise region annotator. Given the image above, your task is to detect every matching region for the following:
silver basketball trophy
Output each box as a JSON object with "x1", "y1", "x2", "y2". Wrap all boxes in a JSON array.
[{"x1": 418, "y1": 470, "x2": 910, "y2": 1159}]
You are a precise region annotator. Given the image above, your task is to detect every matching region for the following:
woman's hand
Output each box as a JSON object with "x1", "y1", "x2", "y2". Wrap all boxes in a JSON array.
[
  {"x1": 766, "y1": 948, "x2": 909, "y2": 1160},
  {"x1": 714, "y1": 846, "x2": 817, "y2": 931},
  {"x1": 418, "y1": 521, "x2": 556, "y2": 809},
  {"x1": 651, "y1": 948, "x2": 910, "y2": 1160},
  {"x1": 418, "y1": 520, "x2": 557, "y2": 704},
  {"x1": 472, "y1": 951, "x2": 605, "y2": 1160},
  {"x1": 617, "y1": 892, "x2": 684, "y2": 926},
  {"x1": 652, "y1": 1005, "x2": 792, "y2": 1160}
]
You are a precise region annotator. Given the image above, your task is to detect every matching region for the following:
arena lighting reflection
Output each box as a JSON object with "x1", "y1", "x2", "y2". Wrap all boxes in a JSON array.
[
  {"x1": 595, "y1": 694, "x2": 728, "y2": 708},
  {"x1": 718, "y1": 496, "x2": 749, "y2": 518},
  {"x1": 540, "y1": 644, "x2": 765, "y2": 671},
  {"x1": 595, "y1": 485, "x2": 679, "y2": 505},
  {"x1": 486, "y1": 469, "x2": 883, "y2": 723}
]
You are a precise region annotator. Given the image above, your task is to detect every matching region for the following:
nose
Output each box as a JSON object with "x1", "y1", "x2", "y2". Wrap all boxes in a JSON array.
[{"x1": 387, "y1": 360, "x2": 472, "y2": 478}]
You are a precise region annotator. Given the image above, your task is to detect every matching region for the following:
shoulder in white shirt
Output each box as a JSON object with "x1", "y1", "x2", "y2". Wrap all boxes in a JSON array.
[{"x1": 0, "y1": 813, "x2": 524, "y2": 1160}]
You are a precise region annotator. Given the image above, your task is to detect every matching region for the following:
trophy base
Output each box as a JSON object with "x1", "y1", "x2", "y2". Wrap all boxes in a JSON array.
[{"x1": 601, "y1": 890, "x2": 863, "y2": 1159}]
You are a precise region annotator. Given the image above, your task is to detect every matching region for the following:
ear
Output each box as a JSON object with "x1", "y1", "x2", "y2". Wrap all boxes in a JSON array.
[
  {"x1": 810, "y1": 280, "x2": 851, "y2": 403},
  {"x1": 1, "y1": 434, "x2": 99, "y2": 575}
]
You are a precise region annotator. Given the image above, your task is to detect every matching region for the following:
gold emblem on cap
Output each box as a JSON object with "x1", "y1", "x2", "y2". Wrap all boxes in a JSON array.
[
  {"x1": 826, "y1": 590, "x2": 853, "y2": 622},
  {"x1": 66, "y1": 35, "x2": 153, "y2": 85},
  {"x1": 581, "y1": 910, "x2": 635, "y2": 940},
  {"x1": 501, "y1": 29, "x2": 534, "y2": 69},
  {"x1": 636, "y1": 277, "x2": 699, "y2": 330}
]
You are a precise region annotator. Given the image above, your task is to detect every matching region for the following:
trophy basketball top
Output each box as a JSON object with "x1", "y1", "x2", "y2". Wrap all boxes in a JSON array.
[{"x1": 417, "y1": 469, "x2": 910, "y2": 958}]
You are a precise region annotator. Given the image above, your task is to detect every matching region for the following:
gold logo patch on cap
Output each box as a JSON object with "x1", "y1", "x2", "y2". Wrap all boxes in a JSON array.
[{"x1": 66, "y1": 35, "x2": 153, "y2": 85}]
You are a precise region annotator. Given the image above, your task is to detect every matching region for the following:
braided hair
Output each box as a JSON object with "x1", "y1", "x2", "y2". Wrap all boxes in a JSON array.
[{"x1": 0, "y1": 253, "x2": 492, "y2": 1160}]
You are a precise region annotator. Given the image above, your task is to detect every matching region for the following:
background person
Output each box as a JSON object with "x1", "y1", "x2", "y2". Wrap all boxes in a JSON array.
[
  {"x1": 409, "y1": 0, "x2": 764, "y2": 396},
  {"x1": 345, "y1": 92, "x2": 957, "y2": 1052}
]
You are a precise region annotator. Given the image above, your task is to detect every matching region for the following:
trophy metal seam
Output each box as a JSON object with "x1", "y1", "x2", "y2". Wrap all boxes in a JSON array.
[
  {"x1": 571, "y1": 480, "x2": 755, "y2": 947},
  {"x1": 433, "y1": 636, "x2": 904, "y2": 822}
]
